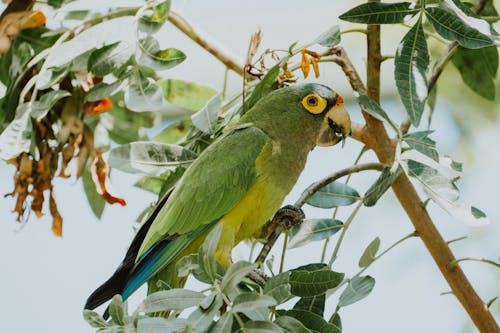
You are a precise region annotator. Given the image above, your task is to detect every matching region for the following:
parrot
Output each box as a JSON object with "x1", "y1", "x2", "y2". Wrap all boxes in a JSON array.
[{"x1": 85, "y1": 83, "x2": 351, "y2": 311}]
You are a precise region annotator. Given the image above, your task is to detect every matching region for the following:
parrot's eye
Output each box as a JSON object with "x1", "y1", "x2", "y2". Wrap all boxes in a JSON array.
[{"x1": 301, "y1": 93, "x2": 327, "y2": 114}]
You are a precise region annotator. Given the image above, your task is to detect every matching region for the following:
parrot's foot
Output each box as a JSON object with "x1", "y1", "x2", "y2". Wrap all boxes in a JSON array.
[
  {"x1": 275, "y1": 205, "x2": 305, "y2": 231},
  {"x1": 248, "y1": 268, "x2": 268, "y2": 287}
]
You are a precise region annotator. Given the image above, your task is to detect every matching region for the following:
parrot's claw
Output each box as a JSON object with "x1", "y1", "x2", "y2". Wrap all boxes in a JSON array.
[{"x1": 275, "y1": 205, "x2": 305, "y2": 231}]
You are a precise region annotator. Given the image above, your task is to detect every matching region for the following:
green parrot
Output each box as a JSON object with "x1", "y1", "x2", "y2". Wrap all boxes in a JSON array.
[{"x1": 85, "y1": 83, "x2": 351, "y2": 311}]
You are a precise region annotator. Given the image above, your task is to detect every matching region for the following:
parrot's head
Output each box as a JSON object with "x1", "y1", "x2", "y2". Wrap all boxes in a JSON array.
[{"x1": 297, "y1": 83, "x2": 352, "y2": 147}]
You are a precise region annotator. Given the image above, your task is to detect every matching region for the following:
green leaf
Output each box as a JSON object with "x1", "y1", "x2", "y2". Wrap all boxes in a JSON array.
[
  {"x1": 0, "y1": 104, "x2": 32, "y2": 160},
  {"x1": 245, "y1": 63, "x2": 280, "y2": 111},
  {"x1": 358, "y1": 94, "x2": 399, "y2": 134},
  {"x1": 232, "y1": 293, "x2": 277, "y2": 319},
  {"x1": 191, "y1": 94, "x2": 221, "y2": 134},
  {"x1": 288, "y1": 218, "x2": 343, "y2": 249},
  {"x1": 31, "y1": 90, "x2": 71, "y2": 119},
  {"x1": 243, "y1": 321, "x2": 283, "y2": 333},
  {"x1": 85, "y1": 77, "x2": 129, "y2": 102},
  {"x1": 329, "y1": 313, "x2": 342, "y2": 331},
  {"x1": 177, "y1": 253, "x2": 200, "y2": 277},
  {"x1": 407, "y1": 160, "x2": 490, "y2": 226},
  {"x1": 139, "y1": 289, "x2": 206, "y2": 313},
  {"x1": 138, "y1": 36, "x2": 186, "y2": 71},
  {"x1": 82, "y1": 168, "x2": 105, "y2": 219},
  {"x1": 264, "y1": 271, "x2": 292, "y2": 304},
  {"x1": 36, "y1": 66, "x2": 69, "y2": 90},
  {"x1": 209, "y1": 312, "x2": 233, "y2": 333},
  {"x1": 289, "y1": 269, "x2": 344, "y2": 297},
  {"x1": 83, "y1": 309, "x2": 108, "y2": 328},
  {"x1": 108, "y1": 141, "x2": 197, "y2": 176},
  {"x1": 293, "y1": 294, "x2": 325, "y2": 316},
  {"x1": 313, "y1": 25, "x2": 341, "y2": 47},
  {"x1": 198, "y1": 225, "x2": 222, "y2": 282},
  {"x1": 124, "y1": 72, "x2": 166, "y2": 112},
  {"x1": 338, "y1": 275, "x2": 376, "y2": 307},
  {"x1": 135, "y1": 168, "x2": 185, "y2": 195},
  {"x1": 358, "y1": 237, "x2": 381, "y2": 268},
  {"x1": 274, "y1": 316, "x2": 312, "y2": 333},
  {"x1": 277, "y1": 310, "x2": 340, "y2": 333},
  {"x1": 220, "y1": 261, "x2": 256, "y2": 295},
  {"x1": 306, "y1": 181, "x2": 360, "y2": 208},
  {"x1": 394, "y1": 19, "x2": 429, "y2": 126},
  {"x1": 363, "y1": 167, "x2": 402, "y2": 207},
  {"x1": 403, "y1": 131, "x2": 439, "y2": 162},
  {"x1": 137, "y1": 317, "x2": 186, "y2": 333},
  {"x1": 451, "y1": 46, "x2": 498, "y2": 100},
  {"x1": 339, "y1": 2, "x2": 420, "y2": 24},
  {"x1": 88, "y1": 42, "x2": 132, "y2": 77},
  {"x1": 154, "y1": 118, "x2": 192, "y2": 144},
  {"x1": 186, "y1": 294, "x2": 223, "y2": 333},
  {"x1": 425, "y1": 7, "x2": 493, "y2": 49},
  {"x1": 139, "y1": 0, "x2": 171, "y2": 33},
  {"x1": 108, "y1": 295, "x2": 125, "y2": 326},
  {"x1": 158, "y1": 79, "x2": 217, "y2": 112}
]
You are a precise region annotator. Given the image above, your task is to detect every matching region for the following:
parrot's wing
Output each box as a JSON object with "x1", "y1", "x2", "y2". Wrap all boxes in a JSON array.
[
  {"x1": 138, "y1": 124, "x2": 271, "y2": 255},
  {"x1": 85, "y1": 125, "x2": 271, "y2": 310}
]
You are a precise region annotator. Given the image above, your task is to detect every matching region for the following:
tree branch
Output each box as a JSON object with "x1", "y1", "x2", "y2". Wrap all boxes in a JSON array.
[{"x1": 168, "y1": 11, "x2": 245, "y2": 76}]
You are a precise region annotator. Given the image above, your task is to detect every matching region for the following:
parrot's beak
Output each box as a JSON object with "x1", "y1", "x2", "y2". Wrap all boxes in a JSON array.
[{"x1": 316, "y1": 102, "x2": 352, "y2": 147}]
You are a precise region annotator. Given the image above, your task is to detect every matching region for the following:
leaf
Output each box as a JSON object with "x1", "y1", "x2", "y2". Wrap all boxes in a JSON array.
[
  {"x1": 108, "y1": 141, "x2": 197, "y2": 176},
  {"x1": 139, "y1": 289, "x2": 206, "y2": 313},
  {"x1": 394, "y1": 19, "x2": 429, "y2": 126},
  {"x1": 82, "y1": 168, "x2": 105, "y2": 219},
  {"x1": 313, "y1": 25, "x2": 341, "y2": 47},
  {"x1": 44, "y1": 16, "x2": 136, "y2": 68},
  {"x1": 243, "y1": 321, "x2": 283, "y2": 333},
  {"x1": 186, "y1": 294, "x2": 223, "y2": 333},
  {"x1": 158, "y1": 79, "x2": 217, "y2": 112},
  {"x1": 198, "y1": 224, "x2": 222, "y2": 282},
  {"x1": 209, "y1": 312, "x2": 233, "y2": 333},
  {"x1": 36, "y1": 66, "x2": 69, "y2": 90},
  {"x1": 363, "y1": 167, "x2": 402, "y2": 207},
  {"x1": 31, "y1": 90, "x2": 71, "y2": 119},
  {"x1": 124, "y1": 72, "x2": 166, "y2": 112},
  {"x1": 177, "y1": 253, "x2": 200, "y2": 277},
  {"x1": 288, "y1": 218, "x2": 343, "y2": 249},
  {"x1": 425, "y1": 7, "x2": 493, "y2": 49},
  {"x1": 108, "y1": 295, "x2": 125, "y2": 326},
  {"x1": 338, "y1": 275, "x2": 376, "y2": 307},
  {"x1": 358, "y1": 94, "x2": 399, "y2": 133},
  {"x1": 0, "y1": 104, "x2": 32, "y2": 160},
  {"x1": 82, "y1": 309, "x2": 108, "y2": 328},
  {"x1": 277, "y1": 310, "x2": 340, "y2": 333},
  {"x1": 88, "y1": 42, "x2": 132, "y2": 77},
  {"x1": 264, "y1": 271, "x2": 292, "y2": 304},
  {"x1": 85, "y1": 77, "x2": 129, "y2": 102},
  {"x1": 293, "y1": 294, "x2": 325, "y2": 317},
  {"x1": 245, "y1": 63, "x2": 280, "y2": 111},
  {"x1": 339, "y1": 2, "x2": 420, "y2": 24},
  {"x1": 135, "y1": 167, "x2": 185, "y2": 195},
  {"x1": 138, "y1": 0, "x2": 171, "y2": 33},
  {"x1": 306, "y1": 181, "x2": 360, "y2": 208},
  {"x1": 403, "y1": 131, "x2": 439, "y2": 162},
  {"x1": 137, "y1": 317, "x2": 186, "y2": 333},
  {"x1": 407, "y1": 160, "x2": 490, "y2": 226},
  {"x1": 358, "y1": 237, "x2": 381, "y2": 268},
  {"x1": 191, "y1": 94, "x2": 221, "y2": 134},
  {"x1": 289, "y1": 269, "x2": 344, "y2": 297},
  {"x1": 137, "y1": 36, "x2": 186, "y2": 71},
  {"x1": 232, "y1": 293, "x2": 277, "y2": 320},
  {"x1": 451, "y1": 46, "x2": 498, "y2": 100},
  {"x1": 274, "y1": 316, "x2": 312, "y2": 333},
  {"x1": 220, "y1": 261, "x2": 256, "y2": 295}
]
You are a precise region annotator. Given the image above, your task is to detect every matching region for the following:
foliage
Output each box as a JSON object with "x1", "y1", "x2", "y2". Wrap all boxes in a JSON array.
[{"x1": 1, "y1": 0, "x2": 499, "y2": 332}]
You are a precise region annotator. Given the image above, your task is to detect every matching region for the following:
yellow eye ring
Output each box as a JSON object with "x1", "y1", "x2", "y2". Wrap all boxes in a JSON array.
[{"x1": 301, "y1": 94, "x2": 327, "y2": 114}]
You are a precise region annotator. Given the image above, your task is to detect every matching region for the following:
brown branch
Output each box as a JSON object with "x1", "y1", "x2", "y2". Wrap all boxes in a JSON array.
[
  {"x1": 0, "y1": 0, "x2": 34, "y2": 21},
  {"x1": 167, "y1": 11, "x2": 245, "y2": 76}
]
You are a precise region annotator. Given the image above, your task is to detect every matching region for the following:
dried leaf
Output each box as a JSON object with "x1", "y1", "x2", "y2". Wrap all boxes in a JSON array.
[
  {"x1": 90, "y1": 151, "x2": 127, "y2": 206},
  {"x1": 300, "y1": 50, "x2": 310, "y2": 78},
  {"x1": 50, "y1": 189, "x2": 63, "y2": 236},
  {"x1": 0, "y1": 10, "x2": 46, "y2": 54}
]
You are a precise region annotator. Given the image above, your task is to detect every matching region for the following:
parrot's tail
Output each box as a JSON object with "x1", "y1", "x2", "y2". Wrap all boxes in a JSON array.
[{"x1": 84, "y1": 192, "x2": 172, "y2": 312}]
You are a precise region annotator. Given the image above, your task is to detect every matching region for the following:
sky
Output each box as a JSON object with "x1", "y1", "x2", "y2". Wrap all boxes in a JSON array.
[{"x1": 0, "y1": 1, "x2": 499, "y2": 333}]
